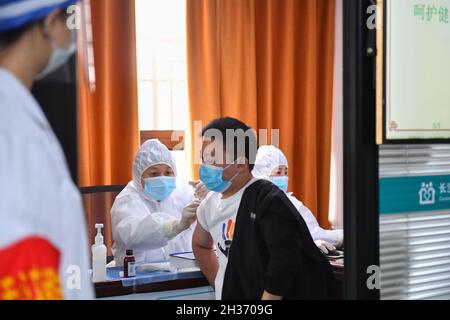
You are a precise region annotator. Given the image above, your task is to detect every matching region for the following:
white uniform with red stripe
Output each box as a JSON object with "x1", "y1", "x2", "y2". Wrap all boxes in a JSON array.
[{"x1": 0, "y1": 68, "x2": 94, "y2": 300}]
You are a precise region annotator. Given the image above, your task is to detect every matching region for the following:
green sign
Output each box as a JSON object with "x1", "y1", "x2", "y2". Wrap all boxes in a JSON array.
[{"x1": 380, "y1": 175, "x2": 450, "y2": 214}]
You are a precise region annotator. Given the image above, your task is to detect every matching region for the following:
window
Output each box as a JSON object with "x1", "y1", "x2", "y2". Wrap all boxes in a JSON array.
[
  {"x1": 135, "y1": 0, "x2": 189, "y2": 131},
  {"x1": 135, "y1": 0, "x2": 190, "y2": 179},
  {"x1": 379, "y1": 144, "x2": 450, "y2": 299}
]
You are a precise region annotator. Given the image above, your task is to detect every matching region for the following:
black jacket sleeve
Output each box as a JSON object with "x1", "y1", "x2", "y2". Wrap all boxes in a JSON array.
[{"x1": 256, "y1": 194, "x2": 306, "y2": 297}]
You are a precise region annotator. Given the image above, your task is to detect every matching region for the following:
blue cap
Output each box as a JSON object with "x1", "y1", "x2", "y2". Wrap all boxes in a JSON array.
[{"x1": 0, "y1": 0, "x2": 78, "y2": 32}]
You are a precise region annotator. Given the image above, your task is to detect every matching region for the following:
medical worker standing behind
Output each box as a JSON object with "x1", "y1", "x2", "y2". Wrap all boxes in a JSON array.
[
  {"x1": 111, "y1": 139, "x2": 207, "y2": 265},
  {"x1": 252, "y1": 146, "x2": 343, "y2": 252},
  {"x1": 0, "y1": 0, "x2": 93, "y2": 299}
]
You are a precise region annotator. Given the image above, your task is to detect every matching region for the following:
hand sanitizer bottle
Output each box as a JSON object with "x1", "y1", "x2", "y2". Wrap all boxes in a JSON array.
[{"x1": 92, "y1": 223, "x2": 107, "y2": 283}]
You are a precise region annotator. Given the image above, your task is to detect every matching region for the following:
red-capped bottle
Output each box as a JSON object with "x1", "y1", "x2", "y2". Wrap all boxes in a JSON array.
[{"x1": 124, "y1": 249, "x2": 136, "y2": 278}]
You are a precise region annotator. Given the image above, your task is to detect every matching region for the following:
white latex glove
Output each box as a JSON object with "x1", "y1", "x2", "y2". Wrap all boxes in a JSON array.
[
  {"x1": 178, "y1": 199, "x2": 201, "y2": 231},
  {"x1": 190, "y1": 181, "x2": 210, "y2": 200},
  {"x1": 162, "y1": 200, "x2": 201, "y2": 239},
  {"x1": 315, "y1": 240, "x2": 336, "y2": 255}
]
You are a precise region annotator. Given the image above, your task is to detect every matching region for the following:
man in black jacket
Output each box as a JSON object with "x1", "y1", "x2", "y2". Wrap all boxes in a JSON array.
[{"x1": 192, "y1": 117, "x2": 336, "y2": 300}]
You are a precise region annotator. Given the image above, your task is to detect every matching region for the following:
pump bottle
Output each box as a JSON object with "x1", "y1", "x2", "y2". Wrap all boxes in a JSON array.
[{"x1": 92, "y1": 223, "x2": 107, "y2": 282}]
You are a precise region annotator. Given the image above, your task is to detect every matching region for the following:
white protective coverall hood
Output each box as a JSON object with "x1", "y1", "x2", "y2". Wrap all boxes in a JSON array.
[
  {"x1": 252, "y1": 145, "x2": 288, "y2": 178},
  {"x1": 132, "y1": 139, "x2": 178, "y2": 194},
  {"x1": 111, "y1": 139, "x2": 196, "y2": 265},
  {"x1": 252, "y1": 145, "x2": 343, "y2": 246}
]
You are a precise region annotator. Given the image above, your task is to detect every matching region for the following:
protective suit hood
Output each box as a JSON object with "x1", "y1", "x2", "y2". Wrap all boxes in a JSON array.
[
  {"x1": 132, "y1": 139, "x2": 177, "y2": 195},
  {"x1": 252, "y1": 145, "x2": 288, "y2": 178}
]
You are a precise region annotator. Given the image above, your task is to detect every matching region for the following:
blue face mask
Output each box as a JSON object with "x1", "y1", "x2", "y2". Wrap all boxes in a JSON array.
[
  {"x1": 270, "y1": 176, "x2": 289, "y2": 192},
  {"x1": 144, "y1": 176, "x2": 177, "y2": 201},
  {"x1": 199, "y1": 163, "x2": 238, "y2": 193}
]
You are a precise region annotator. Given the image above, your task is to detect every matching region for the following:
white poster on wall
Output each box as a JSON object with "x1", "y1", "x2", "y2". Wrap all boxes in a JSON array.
[{"x1": 386, "y1": 0, "x2": 450, "y2": 140}]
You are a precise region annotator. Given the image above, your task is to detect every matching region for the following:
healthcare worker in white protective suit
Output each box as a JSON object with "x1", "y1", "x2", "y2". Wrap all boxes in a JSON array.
[
  {"x1": 0, "y1": 0, "x2": 93, "y2": 299},
  {"x1": 252, "y1": 146, "x2": 343, "y2": 253},
  {"x1": 111, "y1": 139, "x2": 208, "y2": 265}
]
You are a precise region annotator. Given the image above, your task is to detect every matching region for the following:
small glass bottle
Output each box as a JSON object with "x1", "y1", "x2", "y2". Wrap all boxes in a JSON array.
[{"x1": 124, "y1": 249, "x2": 136, "y2": 278}]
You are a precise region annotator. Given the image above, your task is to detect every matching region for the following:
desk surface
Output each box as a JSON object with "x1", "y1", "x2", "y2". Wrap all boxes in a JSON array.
[
  {"x1": 95, "y1": 259, "x2": 344, "y2": 299},
  {"x1": 95, "y1": 267, "x2": 209, "y2": 298},
  {"x1": 98, "y1": 286, "x2": 215, "y2": 300}
]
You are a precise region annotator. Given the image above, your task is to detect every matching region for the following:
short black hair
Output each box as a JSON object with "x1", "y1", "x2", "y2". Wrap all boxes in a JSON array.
[
  {"x1": 0, "y1": 20, "x2": 40, "y2": 49},
  {"x1": 202, "y1": 117, "x2": 257, "y2": 171}
]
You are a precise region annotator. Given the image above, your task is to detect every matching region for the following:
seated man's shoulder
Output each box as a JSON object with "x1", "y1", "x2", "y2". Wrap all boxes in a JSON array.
[
  {"x1": 251, "y1": 179, "x2": 285, "y2": 201},
  {"x1": 199, "y1": 191, "x2": 220, "y2": 209},
  {"x1": 256, "y1": 186, "x2": 297, "y2": 214}
]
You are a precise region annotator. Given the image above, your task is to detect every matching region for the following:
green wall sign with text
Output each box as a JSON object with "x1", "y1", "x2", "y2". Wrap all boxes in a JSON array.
[{"x1": 380, "y1": 175, "x2": 450, "y2": 214}]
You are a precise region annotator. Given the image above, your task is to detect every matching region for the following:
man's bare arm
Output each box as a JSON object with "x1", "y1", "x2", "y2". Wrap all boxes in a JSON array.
[
  {"x1": 261, "y1": 291, "x2": 283, "y2": 300},
  {"x1": 192, "y1": 223, "x2": 219, "y2": 287}
]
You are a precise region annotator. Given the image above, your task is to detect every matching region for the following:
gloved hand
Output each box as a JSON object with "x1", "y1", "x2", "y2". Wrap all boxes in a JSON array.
[
  {"x1": 314, "y1": 240, "x2": 336, "y2": 255},
  {"x1": 178, "y1": 199, "x2": 201, "y2": 232},
  {"x1": 190, "y1": 181, "x2": 210, "y2": 200}
]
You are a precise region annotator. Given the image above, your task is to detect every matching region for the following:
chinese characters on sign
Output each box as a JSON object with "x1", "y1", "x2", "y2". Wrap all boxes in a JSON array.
[
  {"x1": 439, "y1": 182, "x2": 450, "y2": 201},
  {"x1": 380, "y1": 175, "x2": 450, "y2": 214},
  {"x1": 414, "y1": 4, "x2": 449, "y2": 23}
]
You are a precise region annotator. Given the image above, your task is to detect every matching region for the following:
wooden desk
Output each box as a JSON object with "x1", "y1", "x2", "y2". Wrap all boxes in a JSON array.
[
  {"x1": 95, "y1": 273, "x2": 209, "y2": 298},
  {"x1": 96, "y1": 260, "x2": 344, "y2": 299}
]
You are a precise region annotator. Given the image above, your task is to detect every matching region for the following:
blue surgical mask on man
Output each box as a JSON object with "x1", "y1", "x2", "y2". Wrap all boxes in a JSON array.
[
  {"x1": 270, "y1": 176, "x2": 289, "y2": 192},
  {"x1": 144, "y1": 176, "x2": 177, "y2": 201},
  {"x1": 199, "y1": 162, "x2": 238, "y2": 193}
]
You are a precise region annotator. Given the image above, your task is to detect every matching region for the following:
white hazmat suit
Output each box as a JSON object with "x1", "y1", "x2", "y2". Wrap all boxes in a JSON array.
[
  {"x1": 252, "y1": 145, "x2": 343, "y2": 248},
  {"x1": 111, "y1": 140, "x2": 197, "y2": 265}
]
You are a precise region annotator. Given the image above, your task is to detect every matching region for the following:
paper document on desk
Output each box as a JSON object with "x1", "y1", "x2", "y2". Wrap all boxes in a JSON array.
[
  {"x1": 136, "y1": 262, "x2": 177, "y2": 273},
  {"x1": 169, "y1": 252, "x2": 199, "y2": 270}
]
